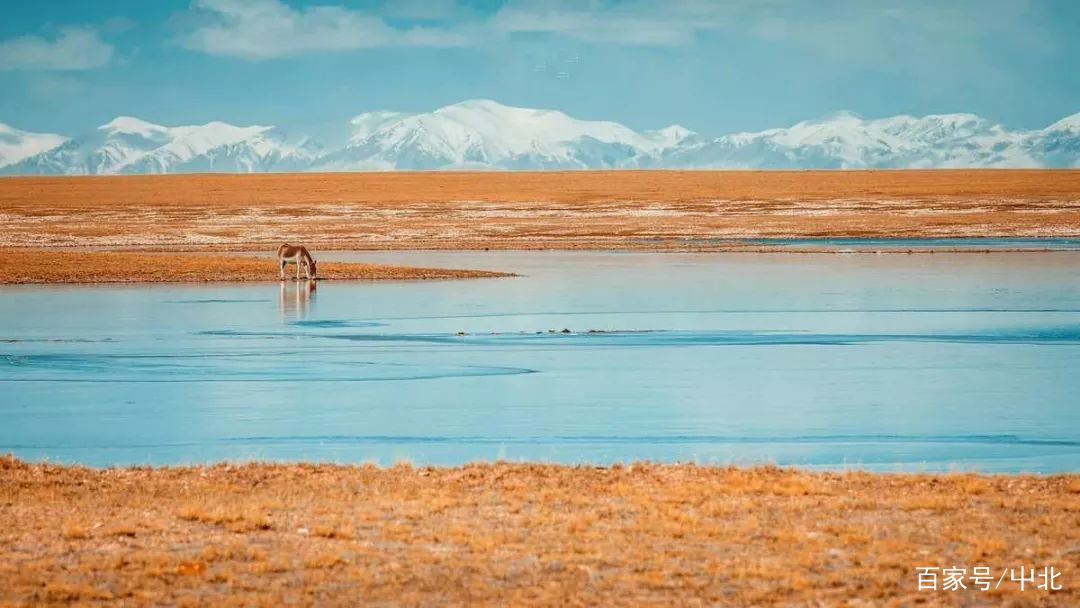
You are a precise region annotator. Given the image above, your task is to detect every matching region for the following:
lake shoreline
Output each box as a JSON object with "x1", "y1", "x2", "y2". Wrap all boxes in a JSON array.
[
  {"x1": 0, "y1": 249, "x2": 512, "y2": 284},
  {"x1": 2, "y1": 456, "x2": 1077, "y2": 605},
  {"x1": 13, "y1": 244, "x2": 1080, "y2": 286},
  {"x1": 4, "y1": 242, "x2": 1080, "y2": 286},
  {"x1": 19, "y1": 240, "x2": 1080, "y2": 253}
]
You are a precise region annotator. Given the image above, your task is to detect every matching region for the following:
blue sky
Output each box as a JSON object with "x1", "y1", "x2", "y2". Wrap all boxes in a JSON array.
[{"x1": 1, "y1": 0, "x2": 1077, "y2": 139}]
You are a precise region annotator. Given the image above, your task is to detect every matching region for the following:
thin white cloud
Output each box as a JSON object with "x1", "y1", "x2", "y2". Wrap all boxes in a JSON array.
[
  {"x1": 0, "y1": 26, "x2": 115, "y2": 71},
  {"x1": 173, "y1": 0, "x2": 1060, "y2": 80},
  {"x1": 488, "y1": 0, "x2": 733, "y2": 46},
  {"x1": 175, "y1": 0, "x2": 724, "y2": 57},
  {"x1": 749, "y1": 1, "x2": 1049, "y2": 60},
  {"x1": 176, "y1": 0, "x2": 469, "y2": 59},
  {"x1": 490, "y1": 8, "x2": 693, "y2": 46},
  {"x1": 488, "y1": 0, "x2": 1052, "y2": 57}
]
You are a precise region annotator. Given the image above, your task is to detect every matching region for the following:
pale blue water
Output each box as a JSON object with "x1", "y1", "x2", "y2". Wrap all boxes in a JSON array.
[
  {"x1": 2, "y1": 250, "x2": 1079, "y2": 472},
  {"x1": 737, "y1": 237, "x2": 1080, "y2": 250}
]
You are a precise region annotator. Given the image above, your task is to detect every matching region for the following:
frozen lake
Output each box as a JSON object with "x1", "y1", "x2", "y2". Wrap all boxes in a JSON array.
[{"x1": 2, "y1": 250, "x2": 1079, "y2": 471}]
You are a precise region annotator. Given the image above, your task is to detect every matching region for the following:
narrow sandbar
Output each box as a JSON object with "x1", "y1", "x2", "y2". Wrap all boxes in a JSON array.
[{"x1": 0, "y1": 249, "x2": 511, "y2": 284}]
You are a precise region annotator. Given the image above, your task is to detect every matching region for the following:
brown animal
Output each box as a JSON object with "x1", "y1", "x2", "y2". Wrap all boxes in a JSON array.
[{"x1": 276, "y1": 244, "x2": 317, "y2": 280}]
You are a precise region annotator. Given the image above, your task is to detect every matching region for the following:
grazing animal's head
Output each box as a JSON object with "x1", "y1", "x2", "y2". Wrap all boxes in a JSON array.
[{"x1": 308, "y1": 259, "x2": 317, "y2": 279}]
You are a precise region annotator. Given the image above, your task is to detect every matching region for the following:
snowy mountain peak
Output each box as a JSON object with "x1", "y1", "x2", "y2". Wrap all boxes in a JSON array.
[
  {"x1": 431, "y1": 99, "x2": 580, "y2": 128},
  {"x1": 171, "y1": 121, "x2": 273, "y2": 143},
  {"x1": 194, "y1": 120, "x2": 269, "y2": 132},
  {"x1": 812, "y1": 110, "x2": 865, "y2": 124},
  {"x1": 0, "y1": 123, "x2": 67, "y2": 169},
  {"x1": 98, "y1": 116, "x2": 168, "y2": 136},
  {"x1": 922, "y1": 112, "x2": 982, "y2": 124},
  {"x1": 349, "y1": 111, "x2": 414, "y2": 143},
  {"x1": 328, "y1": 99, "x2": 659, "y2": 170},
  {"x1": 1046, "y1": 112, "x2": 1080, "y2": 132},
  {"x1": 435, "y1": 99, "x2": 567, "y2": 120},
  {"x1": 437, "y1": 98, "x2": 510, "y2": 112},
  {"x1": 648, "y1": 124, "x2": 695, "y2": 145}
]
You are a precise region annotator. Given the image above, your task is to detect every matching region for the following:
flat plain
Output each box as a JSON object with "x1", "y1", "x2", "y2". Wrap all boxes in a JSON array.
[
  {"x1": 2, "y1": 170, "x2": 1078, "y2": 250},
  {"x1": 1, "y1": 457, "x2": 1077, "y2": 607}
]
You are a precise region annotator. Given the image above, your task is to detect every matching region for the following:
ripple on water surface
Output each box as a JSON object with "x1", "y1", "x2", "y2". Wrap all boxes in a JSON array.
[{"x1": 1, "y1": 250, "x2": 1079, "y2": 471}]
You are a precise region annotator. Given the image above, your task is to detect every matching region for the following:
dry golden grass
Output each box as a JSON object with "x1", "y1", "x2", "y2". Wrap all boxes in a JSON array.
[
  {"x1": 1, "y1": 170, "x2": 1078, "y2": 250},
  {"x1": 1, "y1": 455, "x2": 1076, "y2": 606},
  {"x1": 0, "y1": 249, "x2": 510, "y2": 284}
]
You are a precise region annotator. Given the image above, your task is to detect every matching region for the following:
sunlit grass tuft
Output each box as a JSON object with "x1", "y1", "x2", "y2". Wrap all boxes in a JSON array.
[{"x1": 1, "y1": 458, "x2": 1077, "y2": 605}]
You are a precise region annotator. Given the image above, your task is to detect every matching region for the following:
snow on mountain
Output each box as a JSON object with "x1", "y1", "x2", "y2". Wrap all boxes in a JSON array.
[
  {"x1": 348, "y1": 111, "x2": 415, "y2": 144},
  {"x1": 4, "y1": 117, "x2": 322, "y2": 175},
  {"x1": 1029, "y1": 112, "x2": 1080, "y2": 168},
  {"x1": 325, "y1": 102, "x2": 1077, "y2": 170},
  {"x1": 99, "y1": 116, "x2": 171, "y2": 138},
  {"x1": 121, "y1": 121, "x2": 322, "y2": 174},
  {"x1": 662, "y1": 112, "x2": 1046, "y2": 169},
  {"x1": 645, "y1": 124, "x2": 696, "y2": 149},
  {"x1": 1045, "y1": 112, "x2": 1080, "y2": 133},
  {"x1": 0, "y1": 123, "x2": 67, "y2": 169},
  {"x1": 12, "y1": 116, "x2": 177, "y2": 175},
  {"x1": 2, "y1": 102, "x2": 1078, "y2": 173},
  {"x1": 319, "y1": 99, "x2": 691, "y2": 170}
]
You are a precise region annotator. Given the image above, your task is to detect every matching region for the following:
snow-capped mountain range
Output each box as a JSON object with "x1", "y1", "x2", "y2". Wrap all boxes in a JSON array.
[
  {"x1": 3, "y1": 116, "x2": 321, "y2": 175},
  {"x1": 2, "y1": 100, "x2": 1077, "y2": 174}
]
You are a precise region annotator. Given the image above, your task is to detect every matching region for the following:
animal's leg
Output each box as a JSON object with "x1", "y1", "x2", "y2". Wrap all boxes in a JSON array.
[
  {"x1": 296, "y1": 260, "x2": 301, "y2": 281},
  {"x1": 279, "y1": 258, "x2": 286, "y2": 280}
]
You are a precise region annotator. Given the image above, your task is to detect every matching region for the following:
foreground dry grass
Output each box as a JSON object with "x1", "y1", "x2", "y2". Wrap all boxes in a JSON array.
[
  {"x1": 2, "y1": 170, "x2": 1079, "y2": 250},
  {"x1": 0, "y1": 249, "x2": 509, "y2": 284},
  {"x1": 1, "y1": 457, "x2": 1076, "y2": 606}
]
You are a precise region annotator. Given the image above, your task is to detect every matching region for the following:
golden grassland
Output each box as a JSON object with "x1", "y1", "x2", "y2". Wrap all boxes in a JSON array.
[
  {"x1": 3, "y1": 171, "x2": 1080, "y2": 606},
  {"x1": 0, "y1": 249, "x2": 510, "y2": 284},
  {"x1": 1, "y1": 170, "x2": 1079, "y2": 250},
  {"x1": 1, "y1": 456, "x2": 1077, "y2": 606}
]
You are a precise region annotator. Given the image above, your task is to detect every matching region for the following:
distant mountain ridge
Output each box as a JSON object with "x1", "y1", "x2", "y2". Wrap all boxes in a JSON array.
[
  {"x1": 0, "y1": 122, "x2": 68, "y2": 169},
  {"x1": 3, "y1": 116, "x2": 321, "y2": 175},
  {"x1": 2, "y1": 100, "x2": 1078, "y2": 174}
]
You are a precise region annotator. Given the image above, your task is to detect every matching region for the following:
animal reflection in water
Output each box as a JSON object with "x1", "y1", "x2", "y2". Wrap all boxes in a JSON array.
[{"x1": 279, "y1": 280, "x2": 316, "y2": 319}]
